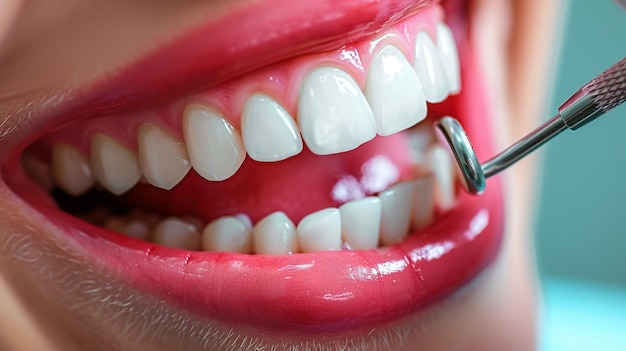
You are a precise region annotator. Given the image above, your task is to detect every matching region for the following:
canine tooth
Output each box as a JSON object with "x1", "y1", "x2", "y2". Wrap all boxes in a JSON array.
[
  {"x1": 253, "y1": 212, "x2": 299, "y2": 255},
  {"x1": 120, "y1": 220, "x2": 150, "y2": 241},
  {"x1": 436, "y1": 22, "x2": 461, "y2": 94},
  {"x1": 90, "y1": 133, "x2": 141, "y2": 195},
  {"x1": 428, "y1": 145, "x2": 456, "y2": 210},
  {"x1": 411, "y1": 173, "x2": 435, "y2": 230},
  {"x1": 152, "y1": 217, "x2": 200, "y2": 250},
  {"x1": 366, "y1": 45, "x2": 427, "y2": 136},
  {"x1": 379, "y1": 181, "x2": 416, "y2": 246},
  {"x1": 201, "y1": 216, "x2": 252, "y2": 253},
  {"x1": 138, "y1": 123, "x2": 191, "y2": 190},
  {"x1": 297, "y1": 208, "x2": 342, "y2": 252},
  {"x1": 299, "y1": 66, "x2": 376, "y2": 155},
  {"x1": 51, "y1": 143, "x2": 95, "y2": 196},
  {"x1": 242, "y1": 94, "x2": 303, "y2": 161},
  {"x1": 183, "y1": 104, "x2": 245, "y2": 181},
  {"x1": 339, "y1": 197, "x2": 381, "y2": 250},
  {"x1": 414, "y1": 32, "x2": 449, "y2": 103}
]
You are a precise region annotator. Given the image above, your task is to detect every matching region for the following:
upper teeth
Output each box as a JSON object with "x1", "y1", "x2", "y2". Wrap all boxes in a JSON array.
[{"x1": 38, "y1": 21, "x2": 460, "y2": 196}]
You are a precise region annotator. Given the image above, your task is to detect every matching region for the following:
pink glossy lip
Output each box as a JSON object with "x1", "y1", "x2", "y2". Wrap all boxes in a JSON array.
[{"x1": 0, "y1": 0, "x2": 504, "y2": 333}]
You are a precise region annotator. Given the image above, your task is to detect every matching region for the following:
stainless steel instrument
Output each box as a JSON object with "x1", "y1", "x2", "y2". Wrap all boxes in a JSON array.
[{"x1": 435, "y1": 57, "x2": 626, "y2": 195}]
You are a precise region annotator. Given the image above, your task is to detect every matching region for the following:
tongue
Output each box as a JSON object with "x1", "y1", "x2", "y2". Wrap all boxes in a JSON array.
[{"x1": 118, "y1": 133, "x2": 417, "y2": 224}]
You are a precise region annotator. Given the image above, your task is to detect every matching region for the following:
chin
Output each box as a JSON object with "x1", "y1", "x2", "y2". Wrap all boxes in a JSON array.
[{"x1": 0, "y1": 0, "x2": 555, "y2": 349}]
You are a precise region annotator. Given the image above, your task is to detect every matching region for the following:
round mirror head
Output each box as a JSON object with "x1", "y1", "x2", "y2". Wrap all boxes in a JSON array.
[{"x1": 433, "y1": 116, "x2": 486, "y2": 195}]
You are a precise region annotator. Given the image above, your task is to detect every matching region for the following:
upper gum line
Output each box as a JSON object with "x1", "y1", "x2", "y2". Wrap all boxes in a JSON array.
[
  {"x1": 17, "y1": 5, "x2": 466, "y2": 255},
  {"x1": 29, "y1": 6, "x2": 458, "y2": 187},
  {"x1": 24, "y1": 5, "x2": 461, "y2": 193}
]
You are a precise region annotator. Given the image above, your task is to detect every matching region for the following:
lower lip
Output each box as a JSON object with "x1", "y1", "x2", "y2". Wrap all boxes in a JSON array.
[{"x1": 2, "y1": 44, "x2": 504, "y2": 333}]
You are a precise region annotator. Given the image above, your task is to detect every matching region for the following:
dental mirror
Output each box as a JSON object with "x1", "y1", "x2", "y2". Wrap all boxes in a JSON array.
[{"x1": 434, "y1": 57, "x2": 626, "y2": 195}]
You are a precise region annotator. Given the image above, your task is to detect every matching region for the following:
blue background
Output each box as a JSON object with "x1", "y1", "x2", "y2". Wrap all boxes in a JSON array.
[{"x1": 534, "y1": 1, "x2": 626, "y2": 349}]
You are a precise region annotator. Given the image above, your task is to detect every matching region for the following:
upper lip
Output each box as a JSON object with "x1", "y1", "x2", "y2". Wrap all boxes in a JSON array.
[{"x1": 0, "y1": 0, "x2": 503, "y2": 336}]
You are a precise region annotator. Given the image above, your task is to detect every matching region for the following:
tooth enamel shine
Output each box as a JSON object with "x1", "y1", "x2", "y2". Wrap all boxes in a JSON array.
[
  {"x1": 436, "y1": 22, "x2": 461, "y2": 95},
  {"x1": 339, "y1": 197, "x2": 381, "y2": 250},
  {"x1": 299, "y1": 66, "x2": 376, "y2": 155},
  {"x1": 366, "y1": 45, "x2": 427, "y2": 136},
  {"x1": 51, "y1": 143, "x2": 95, "y2": 196},
  {"x1": 153, "y1": 217, "x2": 201, "y2": 250},
  {"x1": 202, "y1": 216, "x2": 252, "y2": 253},
  {"x1": 242, "y1": 94, "x2": 303, "y2": 162},
  {"x1": 253, "y1": 212, "x2": 299, "y2": 255},
  {"x1": 297, "y1": 208, "x2": 342, "y2": 252},
  {"x1": 90, "y1": 133, "x2": 141, "y2": 195},
  {"x1": 414, "y1": 32, "x2": 449, "y2": 103},
  {"x1": 379, "y1": 181, "x2": 416, "y2": 246},
  {"x1": 183, "y1": 104, "x2": 245, "y2": 181},
  {"x1": 138, "y1": 122, "x2": 191, "y2": 190}
]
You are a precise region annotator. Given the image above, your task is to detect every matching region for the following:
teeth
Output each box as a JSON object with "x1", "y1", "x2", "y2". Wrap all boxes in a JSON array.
[
  {"x1": 90, "y1": 133, "x2": 141, "y2": 195},
  {"x1": 242, "y1": 94, "x2": 303, "y2": 161},
  {"x1": 428, "y1": 145, "x2": 456, "y2": 210},
  {"x1": 201, "y1": 216, "x2": 253, "y2": 253},
  {"x1": 119, "y1": 220, "x2": 151, "y2": 241},
  {"x1": 436, "y1": 22, "x2": 461, "y2": 95},
  {"x1": 411, "y1": 173, "x2": 435, "y2": 230},
  {"x1": 49, "y1": 19, "x2": 464, "y2": 255},
  {"x1": 252, "y1": 212, "x2": 299, "y2": 255},
  {"x1": 414, "y1": 32, "x2": 449, "y2": 103},
  {"x1": 366, "y1": 45, "x2": 428, "y2": 136},
  {"x1": 152, "y1": 217, "x2": 201, "y2": 250},
  {"x1": 379, "y1": 181, "x2": 416, "y2": 246},
  {"x1": 103, "y1": 216, "x2": 126, "y2": 233},
  {"x1": 183, "y1": 104, "x2": 246, "y2": 181},
  {"x1": 339, "y1": 197, "x2": 381, "y2": 250},
  {"x1": 21, "y1": 154, "x2": 54, "y2": 191},
  {"x1": 137, "y1": 123, "x2": 191, "y2": 190},
  {"x1": 296, "y1": 208, "x2": 342, "y2": 253},
  {"x1": 298, "y1": 66, "x2": 377, "y2": 155},
  {"x1": 51, "y1": 143, "x2": 95, "y2": 196}
]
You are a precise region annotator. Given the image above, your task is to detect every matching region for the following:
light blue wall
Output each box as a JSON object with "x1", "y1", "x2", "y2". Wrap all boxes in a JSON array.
[{"x1": 535, "y1": 1, "x2": 626, "y2": 286}]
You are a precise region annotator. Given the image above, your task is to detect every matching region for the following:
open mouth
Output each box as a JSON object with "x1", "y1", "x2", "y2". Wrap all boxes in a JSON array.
[{"x1": 0, "y1": 0, "x2": 503, "y2": 347}]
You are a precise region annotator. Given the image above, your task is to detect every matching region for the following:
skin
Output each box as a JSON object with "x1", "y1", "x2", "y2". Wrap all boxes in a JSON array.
[{"x1": 0, "y1": 0, "x2": 560, "y2": 350}]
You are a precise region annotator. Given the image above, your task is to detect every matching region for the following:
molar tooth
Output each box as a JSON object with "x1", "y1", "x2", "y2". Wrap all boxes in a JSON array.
[
  {"x1": 90, "y1": 133, "x2": 141, "y2": 195},
  {"x1": 428, "y1": 145, "x2": 456, "y2": 210},
  {"x1": 152, "y1": 217, "x2": 201, "y2": 250},
  {"x1": 242, "y1": 94, "x2": 303, "y2": 161},
  {"x1": 183, "y1": 104, "x2": 245, "y2": 181},
  {"x1": 21, "y1": 154, "x2": 54, "y2": 191},
  {"x1": 201, "y1": 216, "x2": 252, "y2": 253},
  {"x1": 339, "y1": 197, "x2": 381, "y2": 250},
  {"x1": 138, "y1": 122, "x2": 191, "y2": 190},
  {"x1": 296, "y1": 208, "x2": 342, "y2": 253},
  {"x1": 51, "y1": 143, "x2": 95, "y2": 196},
  {"x1": 436, "y1": 22, "x2": 461, "y2": 95},
  {"x1": 120, "y1": 220, "x2": 150, "y2": 241},
  {"x1": 366, "y1": 45, "x2": 427, "y2": 136},
  {"x1": 411, "y1": 173, "x2": 435, "y2": 230},
  {"x1": 414, "y1": 32, "x2": 449, "y2": 103},
  {"x1": 103, "y1": 216, "x2": 126, "y2": 233},
  {"x1": 299, "y1": 66, "x2": 376, "y2": 155},
  {"x1": 379, "y1": 181, "x2": 416, "y2": 246},
  {"x1": 253, "y1": 212, "x2": 299, "y2": 255}
]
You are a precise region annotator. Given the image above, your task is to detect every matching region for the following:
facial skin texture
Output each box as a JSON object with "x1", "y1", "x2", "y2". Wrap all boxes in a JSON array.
[{"x1": 0, "y1": 0, "x2": 560, "y2": 350}]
